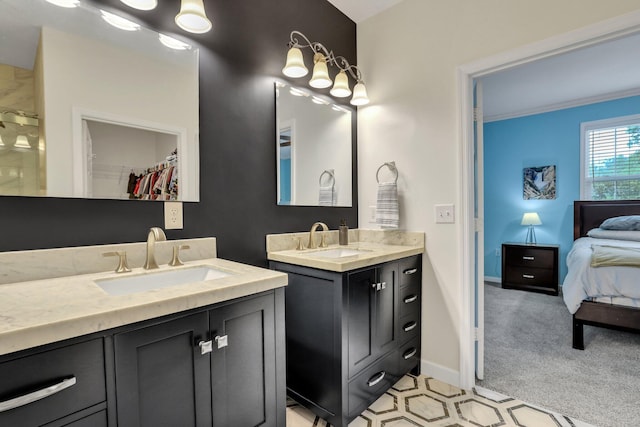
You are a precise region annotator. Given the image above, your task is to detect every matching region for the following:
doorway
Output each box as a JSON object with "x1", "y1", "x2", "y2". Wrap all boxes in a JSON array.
[{"x1": 459, "y1": 12, "x2": 640, "y2": 390}]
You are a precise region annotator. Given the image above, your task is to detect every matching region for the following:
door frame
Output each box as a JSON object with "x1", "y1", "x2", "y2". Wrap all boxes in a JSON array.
[{"x1": 457, "y1": 10, "x2": 640, "y2": 390}]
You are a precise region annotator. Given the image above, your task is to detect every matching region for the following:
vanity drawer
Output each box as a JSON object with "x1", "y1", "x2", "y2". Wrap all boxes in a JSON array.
[
  {"x1": 399, "y1": 256, "x2": 420, "y2": 287},
  {"x1": 347, "y1": 351, "x2": 399, "y2": 420},
  {"x1": 399, "y1": 283, "x2": 420, "y2": 318},
  {"x1": 399, "y1": 315, "x2": 420, "y2": 345},
  {"x1": 397, "y1": 338, "x2": 420, "y2": 376},
  {"x1": 0, "y1": 339, "x2": 106, "y2": 427}
]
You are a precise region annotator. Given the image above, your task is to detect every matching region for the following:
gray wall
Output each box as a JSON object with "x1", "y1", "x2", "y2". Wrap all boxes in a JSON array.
[{"x1": 0, "y1": 0, "x2": 358, "y2": 267}]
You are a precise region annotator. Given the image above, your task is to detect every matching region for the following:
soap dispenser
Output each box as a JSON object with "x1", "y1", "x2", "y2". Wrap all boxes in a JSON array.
[{"x1": 339, "y1": 219, "x2": 349, "y2": 246}]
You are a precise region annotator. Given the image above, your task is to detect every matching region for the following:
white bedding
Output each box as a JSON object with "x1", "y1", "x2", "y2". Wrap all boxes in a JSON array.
[{"x1": 562, "y1": 237, "x2": 640, "y2": 314}]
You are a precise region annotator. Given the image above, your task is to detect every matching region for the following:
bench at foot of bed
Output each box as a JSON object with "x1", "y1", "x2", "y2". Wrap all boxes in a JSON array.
[{"x1": 573, "y1": 302, "x2": 640, "y2": 350}]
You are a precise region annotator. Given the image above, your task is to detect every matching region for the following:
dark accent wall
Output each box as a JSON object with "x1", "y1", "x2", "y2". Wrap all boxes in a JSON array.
[{"x1": 0, "y1": 0, "x2": 358, "y2": 267}]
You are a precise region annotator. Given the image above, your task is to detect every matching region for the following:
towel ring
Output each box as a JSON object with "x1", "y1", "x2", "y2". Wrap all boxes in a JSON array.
[
  {"x1": 319, "y1": 169, "x2": 335, "y2": 186},
  {"x1": 376, "y1": 162, "x2": 398, "y2": 184}
]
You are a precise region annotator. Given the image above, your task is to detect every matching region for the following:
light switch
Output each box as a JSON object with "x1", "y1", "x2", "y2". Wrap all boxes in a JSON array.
[{"x1": 435, "y1": 204, "x2": 455, "y2": 224}]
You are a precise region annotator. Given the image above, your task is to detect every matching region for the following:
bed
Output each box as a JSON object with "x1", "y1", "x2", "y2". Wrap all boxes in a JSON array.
[{"x1": 566, "y1": 200, "x2": 640, "y2": 349}]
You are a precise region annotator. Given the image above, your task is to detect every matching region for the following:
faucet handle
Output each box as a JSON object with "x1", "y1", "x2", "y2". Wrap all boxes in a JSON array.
[
  {"x1": 103, "y1": 251, "x2": 131, "y2": 273},
  {"x1": 295, "y1": 237, "x2": 305, "y2": 251},
  {"x1": 319, "y1": 233, "x2": 328, "y2": 248},
  {"x1": 169, "y1": 244, "x2": 190, "y2": 266}
]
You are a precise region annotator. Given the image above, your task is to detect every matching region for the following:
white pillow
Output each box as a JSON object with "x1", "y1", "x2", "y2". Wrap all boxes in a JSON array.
[{"x1": 587, "y1": 228, "x2": 640, "y2": 242}]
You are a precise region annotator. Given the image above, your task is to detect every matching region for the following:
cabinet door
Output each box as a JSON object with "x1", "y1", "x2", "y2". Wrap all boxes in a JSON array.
[
  {"x1": 347, "y1": 268, "x2": 377, "y2": 377},
  {"x1": 374, "y1": 263, "x2": 397, "y2": 356},
  {"x1": 114, "y1": 312, "x2": 211, "y2": 427},
  {"x1": 210, "y1": 293, "x2": 277, "y2": 427}
]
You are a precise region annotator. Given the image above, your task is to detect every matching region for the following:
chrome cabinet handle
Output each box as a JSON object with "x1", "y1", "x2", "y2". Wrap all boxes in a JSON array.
[
  {"x1": 371, "y1": 282, "x2": 387, "y2": 292},
  {"x1": 403, "y1": 348, "x2": 417, "y2": 360},
  {"x1": 403, "y1": 321, "x2": 418, "y2": 332},
  {"x1": 199, "y1": 340, "x2": 213, "y2": 355},
  {"x1": 215, "y1": 335, "x2": 228, "y2": 349},
  {"x1": 522, "y1": 274, "x2": 535, "y2": 279},
  {"x1": 522, "y1": 256, "x2": 535, "y2": 261},
  {"x1": 0, "y1": 377, "x2": 76, "y2": 413},
  {"x1": 403, "y1": 268, "x2": 418, "y2": 275},
  {"x1": 367, "y1": 371, "x2": 386, "y2": 387},
  {"x1": 404, "y1": 294, "x2": 418, "y2": 304}
]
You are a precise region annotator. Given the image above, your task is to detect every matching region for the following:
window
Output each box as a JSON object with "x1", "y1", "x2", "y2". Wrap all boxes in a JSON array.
[{"x1": 581, "y1": 114, "x2": 640, "y2": 200}]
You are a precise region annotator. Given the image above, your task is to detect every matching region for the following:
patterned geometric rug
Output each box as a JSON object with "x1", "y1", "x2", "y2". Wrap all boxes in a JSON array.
[{"x1": 286, "y1": 374, "x2": 594, "y2": 426}]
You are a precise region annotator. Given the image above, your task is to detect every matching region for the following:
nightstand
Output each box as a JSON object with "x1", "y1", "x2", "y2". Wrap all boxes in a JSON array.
[{"x1": 501, "y1": 243, "x2": 559, "y2": 295}]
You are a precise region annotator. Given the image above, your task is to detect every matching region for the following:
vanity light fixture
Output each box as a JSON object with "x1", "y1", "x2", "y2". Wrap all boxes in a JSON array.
[
  {"x1": 175, "y1": 0, "x2": 212, "y2": 34},
  {"x1": 101, "y1": 10, "x2": 141, "y2": 31},
  {"x1": 120, "y1": 0, "x2": 157, "y2": 11},
  {"x1": 159, "y1": 34, "x2": 191, "y2": 50},
  {"x1": 282, "y1": 30, "x2": 369, "y2": 106},
  {"x1": 45, "y1": 0, "x2": 80, "y2": 7},
  {"x1": 14, "y1": 135, "x2": 31, "y2": 149}
]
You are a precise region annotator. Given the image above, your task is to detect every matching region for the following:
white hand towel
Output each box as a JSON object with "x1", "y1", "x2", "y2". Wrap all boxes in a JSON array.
[
  {"x1": 375, "y1": 182, "x2": 399, "y2": 228},
  {"x1": 319, "y1": 185, "x2": 335, "y2": 206}
]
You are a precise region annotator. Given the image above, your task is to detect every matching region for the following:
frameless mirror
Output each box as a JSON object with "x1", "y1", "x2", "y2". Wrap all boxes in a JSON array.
[
  {"x1": 0, "y1": 0, "x2": 199, "y2": 201},
  {"x1": 275, "y1": 82, "x2": 353, "y2": 207}
]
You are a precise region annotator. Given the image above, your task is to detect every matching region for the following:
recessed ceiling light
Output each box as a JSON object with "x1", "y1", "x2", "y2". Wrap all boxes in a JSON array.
[
  {"x1": 45, "y1": 0, "x2": 80, "y2": 8},
  {"x1": 100, "y1": 10, "x2": 141, "y2": 31},
  {"x1": 120, "y1": 0, "x2": 157, "y2": 11},
  {"x1": 158, "y1": 34, "x2": 191, "y2": 50}
]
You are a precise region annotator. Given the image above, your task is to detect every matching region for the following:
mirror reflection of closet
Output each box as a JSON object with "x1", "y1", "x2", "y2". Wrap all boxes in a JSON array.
[{"x1": 82, "y1": 120, "x2": 179, "y2": 200}]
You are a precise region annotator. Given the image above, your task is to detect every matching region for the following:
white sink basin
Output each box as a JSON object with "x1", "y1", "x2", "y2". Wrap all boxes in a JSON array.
[
  {"x1": 306, "y1": 248, "x2": 370, "y2": 259},
  {"x1": 95, "y1": 265, "x2": 230, "y2": 296}
]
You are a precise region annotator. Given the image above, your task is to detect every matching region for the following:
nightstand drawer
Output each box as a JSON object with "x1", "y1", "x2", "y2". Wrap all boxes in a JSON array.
[
  {"x1": 504, "y1": 246, "x2": 554, "y2": 268},
  {"x1": 504, "y1": 266, "x2": 554, "y2": 286}
]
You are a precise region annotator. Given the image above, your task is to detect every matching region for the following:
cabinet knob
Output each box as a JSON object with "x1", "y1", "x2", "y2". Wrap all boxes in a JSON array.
[
  {"x1": 198, "y1": 340, "x2": 213, "y2": 355},
  {"x1": 404, "y1": 294, "x2": 418, "y2": 304},
  {"x1": 403, "y1": 348, "x2": 417, "y2": 360},
  {"x1": 367, "y1": 371, "x2": 386, "y2": 387},
  {"x1": 215, "y1": 335, "x2": 228, "y2": 349},
  {"x1": 403, "y1": 321, "x2": 418, "y2": 332},
  {"x1": 403, "y1": 268, "x2": 418, "y2": 275}
]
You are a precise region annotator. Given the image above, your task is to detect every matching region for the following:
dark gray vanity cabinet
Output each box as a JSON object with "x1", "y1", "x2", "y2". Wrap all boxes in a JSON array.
[
  {"x1": 270, "y1": 255, "x2": 421, "y2": 427},
  {"x1": 0, "y1": 289, "x2": 284, "y2": 427},
  {"x1": 114, "y1": 290, "x2": 284, "y2": 427}
]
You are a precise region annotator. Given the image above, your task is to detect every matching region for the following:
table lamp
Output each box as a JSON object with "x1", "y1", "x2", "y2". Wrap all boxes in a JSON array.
[{"x1": 521, "y1": 212, "x2": 541, "y2": 245}]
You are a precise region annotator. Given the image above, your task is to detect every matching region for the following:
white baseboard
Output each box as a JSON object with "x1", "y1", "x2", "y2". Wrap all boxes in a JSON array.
[
  {"x1": 484, "y1": 276, "x2": 500, "y2": 283},
  {"x1": 420, "y1": 359, "x2": 461, "y2": 388}
]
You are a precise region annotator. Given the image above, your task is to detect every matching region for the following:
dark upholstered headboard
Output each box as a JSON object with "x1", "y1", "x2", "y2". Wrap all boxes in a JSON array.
[{"x1": 574, "y1": 200, "x2": 640, "y2": 240}]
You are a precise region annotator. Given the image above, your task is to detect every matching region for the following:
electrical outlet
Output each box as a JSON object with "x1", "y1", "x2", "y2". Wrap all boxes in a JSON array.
[
  {"x1": 435, "y1": 204, "x2": 455, "y2": 224},
  {"x1": 164, "y1": 201, "x2": 183, "y2": 230},
  {"x1": 369, "y1": 205, "x2": 377, "y2": 223}
]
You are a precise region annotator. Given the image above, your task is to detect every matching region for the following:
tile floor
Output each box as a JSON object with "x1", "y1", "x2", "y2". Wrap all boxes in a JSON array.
[{"x1": 286, "y1": 374, "x2": 594, "y2": 427}]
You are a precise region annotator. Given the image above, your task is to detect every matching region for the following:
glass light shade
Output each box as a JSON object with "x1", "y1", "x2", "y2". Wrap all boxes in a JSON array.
[
  {"x1": 350, "y1": 82, "x2": 369, "y2": 106},
  {"x1": 120, "y1": 0, "x2": 157, "y2": 10},
  {"x1": 175, "y1": 0, "x2": 212, "y2": 34},
  {"x1": 330, "y1": 70, "x2": 351, "y2": 98},
  {"x1": 521, "y1": 212, "x2": 542, "y2": 225},
  {"x1": 309, "y1": 54, "x2": 332, "y2": 88},
  {"x1": 101, "y1": 10, "x2": 141, "y2": 31},
  {"x1": 14, "y1": 135, "x2": 31, "y2": 149},
  {"x1": 282, "y1": 47, "x2": 308, "y2": 78},
  {"x1": 45, "y1": 0, "x2": 79, "y2": 7}
]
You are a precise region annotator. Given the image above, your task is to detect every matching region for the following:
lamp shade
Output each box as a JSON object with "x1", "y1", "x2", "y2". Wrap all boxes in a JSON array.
[
  {"x1": 350, "y1": 82, "x2": 369, "y2": 106},
  {"x1": 330, "y1": 70, "x2": 351, "y2": 98},
  {"x1": 175, "y1": 0, "x2": 212, "y2": 34},
  {"x1": 521, "y1": 212, "x2": 542, "y2": 226},
  {"x1": 282, "y1": 47, "x2": 308, "y2": 78},
  {"x1": 120, "y1": 0, "x2": 157, "y2": 10},
  {"x1": 309, "y1": 54, "x2": 332, "y2": 88}
]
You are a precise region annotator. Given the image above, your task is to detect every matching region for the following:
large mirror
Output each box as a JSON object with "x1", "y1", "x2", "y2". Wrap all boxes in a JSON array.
[
  {"x1": 275, "y1": 82, "x2": 353, "y2": 207},
  {"x1": 0, "y1": 0, "x2": 199, "y2": 201}
]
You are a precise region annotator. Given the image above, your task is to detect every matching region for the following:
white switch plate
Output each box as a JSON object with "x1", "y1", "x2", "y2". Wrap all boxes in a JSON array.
[
  {"x1": 435, "y1": 204, "x2": 455, "y2": 224},
  {"x1": 164, "y1": 201, "x2": 183, "y2": 229}
]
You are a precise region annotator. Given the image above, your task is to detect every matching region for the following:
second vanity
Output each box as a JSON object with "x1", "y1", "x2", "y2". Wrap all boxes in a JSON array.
[
  {"x1": 267, "y1": 228, "x2": 425, "y2": 427},
  {"x1": 0, "y1": 237, "x2": 287, "y2": 427}
]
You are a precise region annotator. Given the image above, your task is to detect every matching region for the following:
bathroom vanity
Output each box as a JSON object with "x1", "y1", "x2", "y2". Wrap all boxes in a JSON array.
[
  {"x1": 0, "y1": 238, "x2": 287, "y2": 427},
  {"x1": 267, "y1": 229, "x2": 424, "y2": 427}
]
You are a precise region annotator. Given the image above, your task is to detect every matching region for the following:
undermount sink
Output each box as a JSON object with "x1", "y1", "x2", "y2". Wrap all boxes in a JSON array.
[
  {"x1": 95, "y1": 265, "x2": 231, "y2": 296},
  {"x1": 306, "y1": 248, "x2": 370, "y2": 259}
]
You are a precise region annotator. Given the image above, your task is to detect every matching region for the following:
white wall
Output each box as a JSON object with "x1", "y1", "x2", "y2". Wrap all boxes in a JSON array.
[
  {"x1": 39, "y1": 26, "x2": 197, "y2": 198},
  {"x1": 357, "y1": 0, "x2": 640, "y2": 386}
]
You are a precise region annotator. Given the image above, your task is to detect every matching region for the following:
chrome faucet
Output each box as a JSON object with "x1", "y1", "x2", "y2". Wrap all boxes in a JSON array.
[
  {"x1": 308, "y1": 222, "x2": 329, "y2": 249},
  {"x1": 143, "y1": 227, "x2": 166, "y2": 269}
]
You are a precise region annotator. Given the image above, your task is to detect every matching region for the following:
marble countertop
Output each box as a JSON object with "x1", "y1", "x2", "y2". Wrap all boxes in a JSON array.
[
  {"x1": 0, "y1": 258, "x2": 287, "y2": 356},
  {"x1": 267, "y1": 230, "x2": 425, "y2": 272}
]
